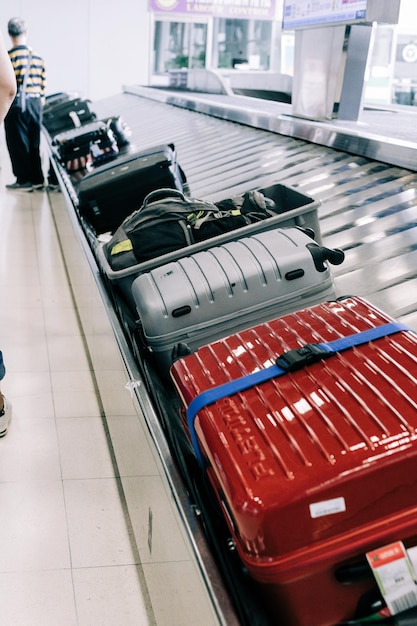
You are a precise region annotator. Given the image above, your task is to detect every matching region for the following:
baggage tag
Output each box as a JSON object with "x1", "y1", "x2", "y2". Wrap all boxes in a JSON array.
[{"x1": 366, "y1": 541, "x2": 417, "y2": 616}]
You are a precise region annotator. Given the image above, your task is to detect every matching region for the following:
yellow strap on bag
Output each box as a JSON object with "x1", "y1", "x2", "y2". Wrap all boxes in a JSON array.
[{"x1": 111, "y1": 239, "x2": 133, "y2": 256}]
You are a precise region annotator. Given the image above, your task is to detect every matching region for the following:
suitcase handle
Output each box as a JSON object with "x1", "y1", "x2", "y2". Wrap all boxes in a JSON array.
[
  {"x1": 307, "y1": 243, "x2": 345, "y2": 272},
  {"x1": 141, "y1": 188, "x2": 186, "y2": 209},
  {"x1": 335, "y1": 560, "x2": 372, "y2": 584}
]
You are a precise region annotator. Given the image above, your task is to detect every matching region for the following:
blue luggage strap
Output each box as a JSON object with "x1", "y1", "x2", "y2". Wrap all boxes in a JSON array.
[{"x1": 185, "y1": 321, "x2": 412, "y2": 467}]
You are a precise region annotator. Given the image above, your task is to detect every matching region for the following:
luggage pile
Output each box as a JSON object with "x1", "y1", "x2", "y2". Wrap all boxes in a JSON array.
[
  {"x1": 45, "y1": 90, "x2": 417, "y2": 626},
  {"x1": 94, "y1": 182, "x2": 340, "y2": 333},
  {"x1": 43, "y1": 93, "x2": 132, "y2": 174}
]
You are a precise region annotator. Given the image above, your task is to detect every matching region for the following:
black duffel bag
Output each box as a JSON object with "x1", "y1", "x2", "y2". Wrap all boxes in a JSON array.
[{"x1": 104, "y1": 188, "x2": 277, "y2": 271}]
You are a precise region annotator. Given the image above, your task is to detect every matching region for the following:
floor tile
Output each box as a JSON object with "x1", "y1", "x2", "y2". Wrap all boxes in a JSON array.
[
  {"x1": 51, "y1": 369, "x2": 97, "y2": 393},
  {"x1": 39, "y1": 264, "x2": 72, "y2": 289},
  {"x1": 57, "y1": 417, "x2": 115, "y2": 479},
  {"x1": 1, "y1": 260, "x2": 41, "y2": 285},
  {"x1": 53, "y1": 388, "x2": 102, "y2": 418},
  {"x1": 94, "y1": 369, "x2": 137, "y2": 416},
  {"x1": 41, "y1": 282, "x2": 76, "y2": 308},
  {"x1": 0, "y1": 570, "x2": 78, "y2": 626},
  {"x1": 64, "y1": 478, "x2": 138, "y2": 568},
  {"x1": 76, "y1": 303, "x2": 114, "y2": 336},
  {"x1": 106, "y1": 415, "x2": 159, "y2": 477},
  {"x1": 73, "y1": 565, "x2": 154, "y2": 626},
  {"x1": 7, "y1": 388, "x2": 56, "y2": 420},
  {"x1": 46, "y1": 334, "x2": 92, "y2": 371},
  {"x1": 143, "y1": 561, "x2": 218, "y2": 626},
  {"x1": 0, "y1": 307, "x2": 46, "y2": 337},
  {"x1": 0, "y1": 480, "x2": 70, "y2": 572},
  {"x1": 0, "y1": 418, "x2": 61, "y2": 482},
  {"x1": 121, "y1": 475, "x2": 191, "y2": 564},
  {"x1": 4, "y1": 371, "x2": 52, "y2": 398},
  {"x1": 86, "y1": 332, "x2": 125, "y2": 370},
  {"x1": 71, "y1": 280, "x2": 103, "y2": 308},
  {"x1": 1, "y1": 337, "x2": 50, "y2": 373},
  {"x1": 0, "y1": 280, "x2": 42, "y2": 308},
  {"x1": 44, "y1": 306, "x2": 81, "y2": 336}
]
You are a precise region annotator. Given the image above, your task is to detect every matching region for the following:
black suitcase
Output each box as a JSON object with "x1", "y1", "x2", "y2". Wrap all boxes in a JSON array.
[
  {"x1": 53, "y1": 116, "x2": 129, "y2": 163},
  {"x1": 52, "y1": 121, "x2": 119, "y2": 170},
  {"x1": 43, "y1": 98, "x2": 97, "y2": 135},
  {"x1": 53, "y1": 121, "x2": 111, "y2": 161},
  {"x1": 44, "y1": 91, "x2": 74, "y2": 113},
  {"x1": 76, "y1": 143, "x2": 189, "y2": 235}
]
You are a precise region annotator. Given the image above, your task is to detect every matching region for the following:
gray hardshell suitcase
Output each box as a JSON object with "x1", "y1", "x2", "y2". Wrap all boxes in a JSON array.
[
  {"x1": 95, "y1": 183, "x2": 322, "y2": 307},
  {"x1": 131, "y1": 227, "x2": 344, "y2": 376}
]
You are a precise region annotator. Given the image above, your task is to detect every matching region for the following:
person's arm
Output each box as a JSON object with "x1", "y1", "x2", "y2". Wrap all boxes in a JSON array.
[{"x1": 0, "y1": 31, "x2": 17, "y2": 124}]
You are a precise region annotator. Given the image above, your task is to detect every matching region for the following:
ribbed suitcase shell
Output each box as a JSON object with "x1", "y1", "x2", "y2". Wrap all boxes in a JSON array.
[
  {"x1": 132, "y1": 227, "x2": 338, "y2": 375},
  {"x1": 170, "y1": 296, "x2": 417, "y2": 626}
]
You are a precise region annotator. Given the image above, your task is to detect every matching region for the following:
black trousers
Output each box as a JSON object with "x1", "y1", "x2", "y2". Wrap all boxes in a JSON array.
[{"x1": 4, "y1": 97, "x2": 44, "y2": 185}]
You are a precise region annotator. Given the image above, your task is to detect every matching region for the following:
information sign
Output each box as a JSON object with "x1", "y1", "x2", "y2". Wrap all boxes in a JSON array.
[{"x1": 282, "y1": 0, "x2": 368, "y2": 30}]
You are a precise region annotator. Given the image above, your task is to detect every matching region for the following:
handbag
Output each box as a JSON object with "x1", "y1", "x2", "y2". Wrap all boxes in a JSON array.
[{"x1": 12, "y1": 49, "x2": 32, "y2": 112}]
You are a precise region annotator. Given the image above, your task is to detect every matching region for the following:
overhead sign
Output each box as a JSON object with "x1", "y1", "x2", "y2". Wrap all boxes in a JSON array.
[
  {"x1": 282, "y1": 0, "x2": 367, "y2": 30},
  {"x1": 149, "y1": 0, "x2": 276, "y2": 20}
]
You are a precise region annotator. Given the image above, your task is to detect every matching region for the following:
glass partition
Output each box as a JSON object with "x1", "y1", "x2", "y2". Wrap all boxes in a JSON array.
[
  {"x1": 153, "y1": 20, "x2": 207, "y2": 73},
  {"x1": 153, "y1": 17, "x2": 273, "y2": 75},
  {"x1": 211, "y1": 18, "x2": 273, "y2": 70},
  {"x1": 151, "y1": 0, "x2": 417, "y2": 110}
]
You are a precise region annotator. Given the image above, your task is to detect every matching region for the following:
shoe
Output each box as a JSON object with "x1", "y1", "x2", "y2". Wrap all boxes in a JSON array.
[
  {"x1": 46, "y1": 183, "x2": 61, "y2": 192},
  {"x1": 32, "y1": 183, "x2": 45, "y2": 191},
  {"x1": 0, "y1": 395, "x2": 12, "y2": 437},
  {"x1": 6, "y1": 181, "x2": 33, "y2": 191}
]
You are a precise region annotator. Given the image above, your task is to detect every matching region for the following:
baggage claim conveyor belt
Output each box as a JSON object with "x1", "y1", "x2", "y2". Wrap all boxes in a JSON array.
[{"x1": 46, "y1": 86, "x2": 417, "y2": 626}]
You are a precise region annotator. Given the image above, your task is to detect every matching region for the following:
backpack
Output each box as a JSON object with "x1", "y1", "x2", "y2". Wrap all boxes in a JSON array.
[{"x1": 104, "y1": 188, "x2": 277, "y2": 271}]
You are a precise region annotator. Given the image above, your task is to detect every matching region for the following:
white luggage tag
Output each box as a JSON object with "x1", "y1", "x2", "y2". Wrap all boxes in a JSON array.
[{"x1": 366, "y1": 541, "x2": 417, "y2": 616}]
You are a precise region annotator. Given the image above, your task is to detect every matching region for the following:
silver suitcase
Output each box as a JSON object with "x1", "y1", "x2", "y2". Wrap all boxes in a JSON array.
[
  {"x1": 95, "y1": 182, "x2": 322, "y2": 307},
  {"x1": 131, "y1": 227, "x2": 344, "y2": 376}
]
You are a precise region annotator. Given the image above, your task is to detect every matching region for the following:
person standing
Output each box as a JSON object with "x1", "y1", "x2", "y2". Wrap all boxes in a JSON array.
[
  {"x1": 0, "y1": 30, "x2": 16, "y2": 436},
  {"x1": 4, "y1": 16, "x2": 46, "y2": 191}
]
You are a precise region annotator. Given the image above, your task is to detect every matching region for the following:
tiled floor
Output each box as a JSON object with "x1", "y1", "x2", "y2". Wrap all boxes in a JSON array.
[{"x1": 0, "y1": 135, "x2": 220, "y2": 626}]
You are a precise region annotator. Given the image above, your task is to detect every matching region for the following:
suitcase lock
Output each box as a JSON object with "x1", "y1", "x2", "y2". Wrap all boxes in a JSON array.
[{"x1": 276, "y1": 343, "x2": 332, "y2": 372}]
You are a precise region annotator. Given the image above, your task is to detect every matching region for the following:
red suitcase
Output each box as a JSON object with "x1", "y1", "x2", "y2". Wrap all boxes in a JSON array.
[{"x1": 170, "y1": 296, "x2": 417, "y2": 626}]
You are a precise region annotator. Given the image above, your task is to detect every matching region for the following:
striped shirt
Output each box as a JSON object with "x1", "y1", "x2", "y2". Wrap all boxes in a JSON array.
[{"x1": 8, "y1": 44, "x2": 46, "y2": 99}]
